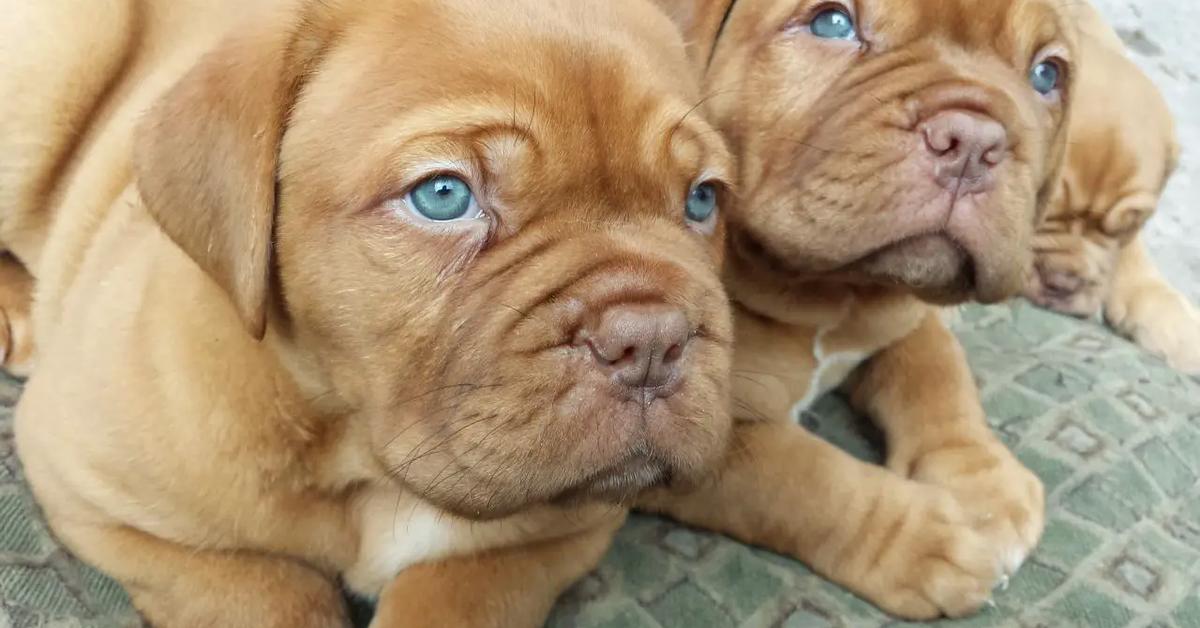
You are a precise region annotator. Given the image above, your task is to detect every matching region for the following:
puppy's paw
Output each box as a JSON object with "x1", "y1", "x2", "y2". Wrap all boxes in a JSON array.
[
  {"x1": 834, "y1": 480, "x2": 1001, "y2": 620},
  {"x1": 1134, "y1": 320, "x2": 1200, "y2": 375},
  {"x1": 905, "y1": 437, "x2": 1045, "y2": 581},
  {"x1": 1107, "y1": 285, "x2": 1200, "y2": 375}
]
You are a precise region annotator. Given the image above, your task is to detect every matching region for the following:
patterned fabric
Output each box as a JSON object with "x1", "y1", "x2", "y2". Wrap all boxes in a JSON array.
[{"x1": 1, "y1": 303, "x2": 1198, "y2": 627}]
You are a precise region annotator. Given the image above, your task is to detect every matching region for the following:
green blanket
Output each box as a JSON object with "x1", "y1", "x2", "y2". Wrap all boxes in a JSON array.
[{"x1": 2, "y1": 303, "x2": 1198, "y2": 627}]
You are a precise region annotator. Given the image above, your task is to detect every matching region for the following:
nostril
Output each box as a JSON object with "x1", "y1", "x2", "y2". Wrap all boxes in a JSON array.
[
  {"x1": 584, "y1": 338, "x2": 637, "y2": 366},
  {"x1": 924, "y1": 126, "x2": 953, "y2": 155},
  {"x1": 982, "y1": 145, "x2": 1005, "y2": 166},
  {"x1": 662, "y1": 343, "x2": 684, "y2": 365}
]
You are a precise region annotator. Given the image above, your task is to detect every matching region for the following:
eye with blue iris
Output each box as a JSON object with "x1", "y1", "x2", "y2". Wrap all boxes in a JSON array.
[
  {"x1": 1029, "y1": 59, "x2": 1063, "y2": 96},
  {"x1": 685, "y1": 182, "x2": 719, "y2": 224},
  {"x1": 809, "y1": 6, "x2": 858, "y2": 41},
  {"x1": 406, "y1": 175, "x2": 480, "y2": 222}
]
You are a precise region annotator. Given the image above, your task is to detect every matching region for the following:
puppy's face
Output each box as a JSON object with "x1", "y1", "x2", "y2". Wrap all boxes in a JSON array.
[
  {"x1": 1025, "y1": 37, "x2": 1179, "y2": 317},
  {"x1": 139, "y1": 0, "x2": 733, "y2": 519},
  {"x1": 698, "y1": 0, "x2": 1076, "y2": 303},
  {"x1": 1026, "y1": 135, "x2": 1176, "y2": 318}
]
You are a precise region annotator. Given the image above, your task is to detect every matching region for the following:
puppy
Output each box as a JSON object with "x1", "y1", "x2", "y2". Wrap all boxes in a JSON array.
[
  {"x1": 1025, "y1": 1, "x2": 1199, "y2": 374},
  {"x1": 632, "y1": 0, "x2": 1075, "y2": 618},
  {"x1": 3, "y1": 0, "x2": 735, "y2": 626},
  {"x1": 421, "y1": 0, "x2": 1079, "y2": 619}
]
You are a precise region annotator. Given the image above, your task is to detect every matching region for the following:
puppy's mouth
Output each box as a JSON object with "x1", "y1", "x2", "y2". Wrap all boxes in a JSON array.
[
  {"x1": 843, "y1": 233, "x2": 978, "y2": 303},
  {"x1": 1023, "y1": 263, "x2": 1103, "y2": 318}
]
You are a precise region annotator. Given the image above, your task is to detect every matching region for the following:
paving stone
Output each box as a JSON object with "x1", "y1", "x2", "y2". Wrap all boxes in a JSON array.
[
  {"x1": 695, "y1": 549, "x2": 785, "y2": 622},
  {"x1": 600, "y1": 538, "x2": 682, "y2": 603},
  {"x1": 1165, "y1": 427, "x2": 1200, "y2": 474},
  {"x1": 1064, "y1": 476, "x2": 1142, "y2": 531},
  {"x1": 1135, "y1": 438, "x2": 1196, "y2": 498},
  {"x1": 997, "y1": 561, "x2": 1068, "y2": 610},
  {"x1": 1015, "y1": 449, "x2": 1075, "y2": 495},
  {"x1": 0, "y1": 493, "x2": 47, "y2": 559},
  {"x1": 1016, "y1": 364, "x2": 1094, "y2": 402},
  {"x1": 1038, "y1": 519, "x2": 1103, "y2": 569},
  {"x1": 660, "y1": 528, "x2": 711, "y2": 561},
  {"x1": 1106, "y1": 555, "x2": 1161, "y2": 600},
  {"x1": 777, "y1": 605, "x2": 835, "y2": 628},
  {"x1": 0, "y1": 566, "x2": 86, "y2": 617},
  {"x1": 1174, "y1": 594, "x2": 1200, "y2": 628},
  {"x1": 1053, "y1": 421, "x2": 1106, "y2": 458},
  {"x1": 984, "y1": 387, "x2": 1052, "y2": 428},
  {"x1": 647, "y1": 580, "x2": 734, "y2": 628},
  {"x1": 1050, "y1": 588, "x2": 1135, "y2": 628},
  {"x1": 1084, "y1": 398, "x2": 1141, "y2": 443}
]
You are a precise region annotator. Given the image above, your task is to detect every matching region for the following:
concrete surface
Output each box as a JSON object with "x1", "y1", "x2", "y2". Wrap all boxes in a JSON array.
[{"x1": 1092, "y1": 0, "x2": 1200, "y2": 302}]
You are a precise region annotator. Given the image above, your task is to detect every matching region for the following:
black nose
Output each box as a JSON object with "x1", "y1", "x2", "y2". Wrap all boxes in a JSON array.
[{"x1": 586, "y1": 304, "x2": 691, "y2": 392}]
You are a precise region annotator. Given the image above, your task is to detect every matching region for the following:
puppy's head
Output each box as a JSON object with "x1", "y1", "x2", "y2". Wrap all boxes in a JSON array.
[
  {"x1": 135, "y1": 0, "x2": 734, "y2": 519},
  {"x1": 1025, "y1": 31, "x2": 1179, "y2": 317},
  {"x1": 662, "y1": 0, "x2": 1077, "y2": 304}
]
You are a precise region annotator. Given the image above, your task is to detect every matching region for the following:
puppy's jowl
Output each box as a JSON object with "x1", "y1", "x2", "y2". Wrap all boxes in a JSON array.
[{"x1": 4, "y1": 0, "x2": 734, "y2": 626}]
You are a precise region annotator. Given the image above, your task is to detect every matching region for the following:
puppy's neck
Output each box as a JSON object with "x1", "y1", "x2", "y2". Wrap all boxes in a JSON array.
[{"x1": 262, "y1": 326, "x2": 385, "y2": 491}]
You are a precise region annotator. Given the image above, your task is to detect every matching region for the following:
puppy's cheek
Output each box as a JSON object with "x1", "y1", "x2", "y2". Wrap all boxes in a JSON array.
[{"x1": 665, "y1": 342, "x2": 734, "y2": 466}]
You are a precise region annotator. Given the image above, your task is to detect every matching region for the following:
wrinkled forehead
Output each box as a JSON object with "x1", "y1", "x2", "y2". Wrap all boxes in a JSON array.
[
  {"x1": 324, "y1": 18, "x2": 726, "y2": 161},
  {"x1": 282, "y1": 0, "x2": 731, "y2": 209},
  {"x1": 873, "y1": 0, "x2": 1072, "y2": 56}
]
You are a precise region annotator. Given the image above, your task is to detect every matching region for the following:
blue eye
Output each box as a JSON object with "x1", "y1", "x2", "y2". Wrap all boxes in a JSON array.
[
  {"x1": 686, "y1": 183, "x2": 718, "y2": 223},
  {"x1": 1030, "y1": 60, "x2": 1062, "y2": 95},
  {"x1": 408, "y1": 175, "x2": 477, "y2": 221},
  {"x1": 810, "y1": 8, "x2": 857, "y2": 41}
]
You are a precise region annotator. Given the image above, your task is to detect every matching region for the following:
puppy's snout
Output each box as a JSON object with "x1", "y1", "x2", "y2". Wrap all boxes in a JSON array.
[
  {"x1": 921, "y1": 110, "x2": 1008, "y2": 193},
  {"x1": 585, "y1": 305, "x2": 691, "y2": 393}
]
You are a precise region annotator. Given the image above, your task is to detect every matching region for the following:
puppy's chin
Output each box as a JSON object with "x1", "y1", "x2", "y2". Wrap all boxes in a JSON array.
[
  {"x1": 846, "y1": 234, "x2": 977, "y2": 304},
  {"x1": 735, "y1": 230, "x2": 1007, "y2": 304},
  {"x1": 549, "y1": 451, "x2": 671, "y2": 507}
]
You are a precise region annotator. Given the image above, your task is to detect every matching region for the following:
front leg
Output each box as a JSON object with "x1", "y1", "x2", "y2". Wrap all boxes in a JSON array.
[
  {"x1": 1104, "y1": 236, "x2": 1200, "y2": 375},
  {"x1": 639, "y1": 421, "x2": 1001, "y2": 620},
  {"x1": 847, "y1": 310, "x2": 1045, "y2": 577},
  {"x1": 371, "y1": 514, "x2": 623, "y2": 628}
]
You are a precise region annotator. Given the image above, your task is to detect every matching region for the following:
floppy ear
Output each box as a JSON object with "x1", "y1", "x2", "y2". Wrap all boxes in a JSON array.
[
  {"x1": 134, "y1": 16, "x2": 320, "y2": 339},
  {"x1": 652, "y1": 0, "x2": 736, "y2": 69}
]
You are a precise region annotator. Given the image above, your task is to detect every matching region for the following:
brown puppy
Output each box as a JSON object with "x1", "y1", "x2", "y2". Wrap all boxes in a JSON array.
[
  {"x1": 4, "y1": 0, "x2": 734, "y2": 626},
  {"x1": 1025, "y1": 1, "x2": 1199, "y2": 374},
  {"x1": 634, "y1": 0, "x2": 1074, "y2": 618},
  {"x1": 426, "y1": 0, "x2": 1077, "y2": 620}
]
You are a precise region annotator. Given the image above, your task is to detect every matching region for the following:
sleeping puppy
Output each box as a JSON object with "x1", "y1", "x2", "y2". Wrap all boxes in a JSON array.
[
  {"x1": 1024, "y1": 1, "x2": 1199, "y2": 374},
  {"x1": 3, "y1": 0, "x2": 734, "y2": 625},
  {"x1": 632, "y1": 0, "x2": 1076, "y2": 618}
]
